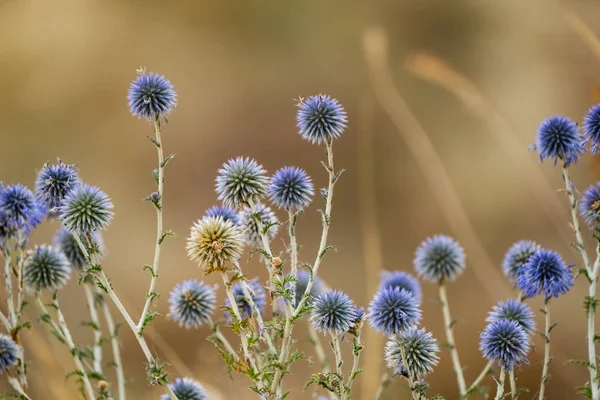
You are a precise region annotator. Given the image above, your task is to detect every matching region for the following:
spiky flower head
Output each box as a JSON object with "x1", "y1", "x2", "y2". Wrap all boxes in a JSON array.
[
  {"x1": 35, "y1": 161, "x2": 80, "y2": 216},
  {"x1": 23, "y1": 245, "x2": 71, "y2": 292},
  {"x1": 268, "y1": 166, "x2": 314, "y2": 211},
  {"x1": 486, "y1": 299, "x2": 535, "y2": 335},
  {"x1": 310, "y1": 290, "x2": 358, "y2": 334},
  {"x1": 480, "y1": 319, "x2": 530, "y2": 371},
  {"x1": 205, "y1": 205, "x2": 241, "y2": 227},
  {"x1": 59, "y1": 185, "x2": 114, "y2": 234},
  {"x1": 532, "y1": 115, "x2": 584, "y2": 167},
  {"x1": 297, "y1": 95, "x2": 347, "y2": 144},
  {"x1": 516, "y1": 249, "x2": 573, "y2": 299},
  {"x1": 583, "y1": 104, "x2": 600, "y2": 154},
  {"x1": 379, "y1": 271, "x2": 422, "y2": 304},
  {"x1": 0, "y1": 334, "x2": 18, "y2": 373},
  {"x1": 186, "y1": 216, "x2": 244, "y2": 271},
  {"x1": 128, "y1": 72, "x2": 177, "y2": 119},
  {"x1": 580, "y1": 182, "x2": 600, "y2": 227},
  {"x1": 225, "y1": 278, "x2": 266, "y2": 321},
  {"x1": 414, "y1": 235, "x2": 466, "y2": 283},
  {"x1": 502, "y1": 240, "x2": 539, "y2": 283},
  {"x1": 368, "y1": 288, "x2": 421, "y2": 335},
  {"x1": 168, "y1": 280, "x2": 216, "y2": 329},
  {"x1": 293, "y1": 270, "x2": 326, "y2": 308},
  {"x1": 161, "y1": 378, "x2": 207, "y2": 400},
  {"x1": 53, "y1": 227, "x2": 103, "y2": 270},
  {"x1": 239, "y1": 203, "x2": 279, "y2": 247},
  {"x1": 215, "y1": 157, "x2": 268, "y2": 208},
  {"x1": 385, "y1": 327, "x2": 440, "y2": 379},
  {"x1": 0, "y1": 184, "x2": 45, "y2": 235}
]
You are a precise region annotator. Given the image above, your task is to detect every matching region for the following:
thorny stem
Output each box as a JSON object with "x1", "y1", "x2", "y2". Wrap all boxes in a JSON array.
[
  {"x1": 208, "y1": 316, "x2": 239, "y2": 362},
  {"x1": 439, "y1": 283, "x2": 466, "y2": 396},
  {"x1": 400, "y1": 345, "x2": 418, "y2": 400},
  {"x1": 509, "y1": 370, "x2": 517, "y2": 400},
  {"x1": 331, "y1": 334, "x2": 344, "y2": 398},
  {"x1": 342, "y1": 331, "x2": 363, "y2": 400},
  {"x1": 138, "y1": 116, "x2": 166, "y2": 331},
  {"x1": 372, "y1": 372, "x2": 391, "y2": 400},
  {"x1": 288, "y1": 211, "x2": 298, "y2": 303},
  {"x1": 71, "y1": 232, "x2": 178, "y2": 400},
  {"x1": 494, "y1": 367, "x2": 505, "y2": 400},
  {"x1": 3, "y1": 247, "x2": 16, "y2": 326},
  {"x1": 539, "y1": 299, "x2": 552, "y2": 400},
  {"x1": 101, "y1": 295, "x2": 126, "y2": 400},
  {"x1": 464, "y1": 360, "x2": 493, "y2": 398},
  {"x1": 36, "y1": 295, "x2": 96, "y2": 400},
  {"x1": 83, "y1": 284, "x2": 103, "y2": 374},
  {"x1": 562, "y1": 167, "x2": 599, "y2": 399},
  {"x1": 308, "y1": 324, "x2": 330, "y2": 372}
]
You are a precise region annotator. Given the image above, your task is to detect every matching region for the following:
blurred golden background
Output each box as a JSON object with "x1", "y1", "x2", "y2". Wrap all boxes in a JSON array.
[{"x1": 1, "y1": 0, "x2": 600, "y2": 398}]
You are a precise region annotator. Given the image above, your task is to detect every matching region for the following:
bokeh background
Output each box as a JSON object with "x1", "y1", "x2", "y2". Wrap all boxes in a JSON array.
[{"x1": 1, "y1": 0, "x2": 600, "y2": 398}]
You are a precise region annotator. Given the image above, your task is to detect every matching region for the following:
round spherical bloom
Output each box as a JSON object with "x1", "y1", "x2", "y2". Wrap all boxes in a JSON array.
[
  {"x1": 128, "y1": 72, "x2": 177, "y2": 119},
  {"x1": 378, "y1": 271, "x2": 422, "y2": 304},
  {"x1": 583, "y1": 104, "x2": 600, "y2": 154},
  {"x1": 414, "y1": 235, "x2": 466, "y2": 283},
  {"x1": 0, "y1": 334, "x2": 19, "y2": 373},
  {"x1": 293, "y1": 270, "x2": 326, "y2": 308},
  {"x1": 23, "y1": 245, "x2": 71, "y2": 292},
  {"x1": 215, "y1": 157, "x2": 268, "y2": 208},
  {"x1": 239, "y1": 203, "x2": 279, "y2": 247},
  {"x1": 516, "y1": 249, "x2": 574, "y2": 299},
  {"x1": 225, "y1": 278, "x2": 266, "y2": 321},
  {"x1": 368, "y1": 288, "x2": 421, "y2": 335},
  {"x1": 268, "y1": 166, "x2": 314, "y2": 211},
  {"x1": 59, "y1": 185, "x2": 114, "y2": 234},
  {"x1": 186, "y1": 216, "x2": 244, "y2": 271},
  {"x1": 205, "y1": 205, "x2": 241, "y2": 227},
  {"x1": 53, "y1": 227, "x2": 103, "y2": 270},
  {"x1": 580, "y1": 182, "x2": 600, "y2": 227},
  {"x1": 35, "y1": 161, "x2": 80, "y2": 216},
  {"x1": 480, "y1": 319, "x2": 530, "y2": 371},
  {"x1": 0, "y1": 184, "x2": 45, "y2": 234},
  {"x1": 168, "y1": 280, "x2": 216, "y2": 329},
  {"x1": 532, "y1": 116, "x2": 584, "y2": 167},
  {"x1": 486, "y1": 299, "x2": 535, "y2": 335},
  {"x1": 502, "y1": 240, "x2": 539, "y2": 282},
  {"x1": 297, "y1": 95, "x2": 347, "y2": 144},
  {"x1": 161, "y1": 377, "x2": 207, "y2": 400},
  {"x1": 310, "y1": 290, "x2": 358, "y2": 334},
  {"x1": 385, "y1": 327, "x2": 440, "y2": 379}
]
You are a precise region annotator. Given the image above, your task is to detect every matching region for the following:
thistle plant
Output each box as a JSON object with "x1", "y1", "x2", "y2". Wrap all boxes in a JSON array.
[{"x1": 4, "y1": 67, "x2": 600, "y2": 400}]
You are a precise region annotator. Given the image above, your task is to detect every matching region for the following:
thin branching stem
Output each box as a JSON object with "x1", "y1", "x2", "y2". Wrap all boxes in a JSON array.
[
  {"x1": 539, "y1": 299, "x2": 551, "y2": 400},
  {"x1": 399, "y1": 345, "x2": 418, "y2": 400},
  {"x1": 494, "y1": 367, "x2": 505, "y2": 400},
  {"x1": 101, "y1": 295, "x2": 126, "y2": 400},
  {"x1": 288, "y1": 211, "x2": 298, "y2": 303},
  {"x1": 331, "y1": 334, "x2": 344, "y2": 398},
  {"x1": 342, "y1": 331, "x2": 363, "y2": 400},
  {"x1": 509, "y1": 370, "x2": 517, "y2": 399},
  {"x1": 83, "y1": 284, "x2": 103, "y2": 374},
  {"x1": 208, "y1": 316, "x2": 239, "y2": 362},
  {"x1": 464, "y1": 360, "x2": 493, "y2": 397},
  {"x1": 3, "y1": 247, "x2": 16, "y2": 325},
  {"x1": 372, "y1": 372, "x2": 391, "y2": 400},
  {"x1": 308, "y1": 324, "x2": 330, "y2": 372},
  {"x1": 439, "y1": 283, "x2": 466, "y2": 396}
]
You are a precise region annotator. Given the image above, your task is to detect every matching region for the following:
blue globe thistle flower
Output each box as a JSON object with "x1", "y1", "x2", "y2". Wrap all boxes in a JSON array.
[
  {"x1": 516, "y1": 249, "x2": 573, "y2": 299},
  {"x1": 128, "y1": 72, "x2": 177, "y2": 119},
  {"x1": 583, "y1": 104, "x2": 600, "y2": 154},
  {"x1": 53, "y1": 227, "x2": 103, "y2": 270},
  {"x1": 385, "y1": 327, "x2": 440, "y2": 379},
  {"x1": 268, "y1": 166, "x2": 314, "y2": 212},
  {"x1": 59, "y1": 185, "x2": 114, "y2": 234},
  {"x1": 293, "y1": 270, "x2": 326, "y2": 308},
  {"x1": 414, "y1": 235, "x2": 466, "y2": 283},
  {"x1": 532, "y1": 116, "x2": 584, "y2": 167},
  {"x1": 23, "y1": 245, "x2": 71, "y2": 292},
  {"x1": 297, "y1": 95, "x2": 347, "y2": 144},
  {"x1": 215, "y1": 157, "x2": 268, "y2": 208},
  {"x1": 0, "y1": 184, "x2": 45, "y2": 235},
  {"x1": 239, "y1": 203, "x2": 279, "y2": 247},
  {"x1": 368, "y1": 288, "x2": 422, "y2": 335},
  {"x1": 486, "y1": 299, "x2": 535, "y2": 335},
  {"x1": 0, "y1": 334, "x2": 19, "y2": 373},
  {"x1": 310, "y1": 290, "x2": 358, "y2": 334},
  {"x1": 580, "y1": 182, "x2": 600, "y2": 227},
  {"x1": 502, "y1": 240, "x2": 539, "y2": 283},
  {"x1": 169, "y1": 280, "x2": 216, "y2": 329},
  {"x1": 35, "y1": 161, "x2": 80, "y2": 216},
  {"x1": 205, "y1": 205, "x2": 241, "y2": 227},
  {"x1": 480, "y1": 319, "x2": 530, "y2": 371},
  {"x1": 379, "y1": 271, "x2": 422, "y2": 304},
  {"x1": 186, "y1": 216, "x2": 244, "y2": 271},
  {"x1": 161, "y1": 377, "x2": 207, "y2": 400},
  {"x1": 225, "y1": 278, "x2": 266, "y2": 321}
]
